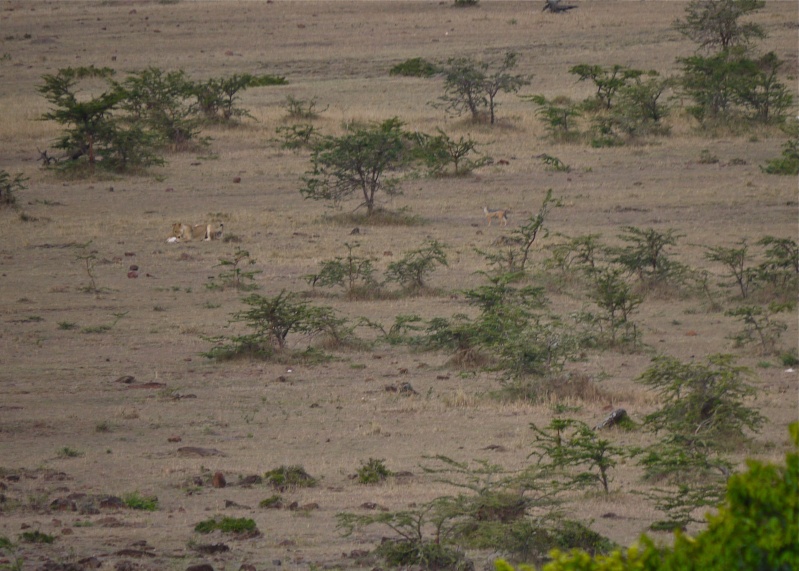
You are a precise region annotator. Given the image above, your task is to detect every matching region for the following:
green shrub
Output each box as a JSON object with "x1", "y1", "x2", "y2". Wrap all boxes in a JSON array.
[
  {"x1": 123, "y1": 492, "x2": 158, "y2": 511},
  {"x1": 357, "y1": 458, "x2": 392, "y2": 484},
  {"x1": 0, "y1": 170, "x2": 26, "y2": 208},
  {"x1": 389, "y1": 57, "x2": 440, "y2": 77},
  {"x1": 259, "y1": 495, "x2": 283, "y2": 509},
  {"x1": 204, "y1": 290, "x2": 350, "y2": 360},
  {"x1": 19, "y1": 531, "x2": 55, "y2": 544},
  {"x1": 385, "y1": 239, "x2": 448, "y2": 293},
  {"x1": 194, "y1": 516, "x2": 257, "y2": 534},
  {"x1": 304, "y1": 242, "x2": 379, "y2": 299},
  {"x1": 502, "y1": 423, "x2": 799, "y2": 570},
  {"x1": 264, "y1": 465, "x2": 318, "y2": 491}
]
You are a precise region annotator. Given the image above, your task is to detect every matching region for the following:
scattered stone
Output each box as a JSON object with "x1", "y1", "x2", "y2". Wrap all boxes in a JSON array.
[
  {"x1": 187, "y1": 563, "x2": 215, "y2": 571},
  {"x1": 233, "y1": 177, "x2": 241, "y2": 183},
  {"x1": 98, "y1": 495, "x2": 125, "y2": 509},
  {"x1": 115, "y1": 548, "x2": 155, "y2": 558},
  {"x1": 114, "y1": 561, "x2": 137, "y2": 571},
  {"x1": 49, "y1": 498, "x2": 76, "y2": 511},
  {"x1": 127, "y1": 271, "x2": 138, "y2": 279},
  {"x1": 239, "y1": 565, "x2": 257, "y2": 571},
  {"x1": 224, "y1": 499, "x2": 249, "y2": 509},
  {"x1": 299, "y1": 502, "x2": 319, "y2": 511},
  {"x1": 212, "y1": 472, "x2": 226, "y2": 488},
  {"x1": 398, "y1": 382, "x2": 418, "y2": 395},
  {"x1": 482, "y1": 444, "x2": 507, "y2": 452},
  {"x1": 124, "y1": 252, "x2": 135, "y2": 257},
  {"x1": 350, "y1": 227, "x2": 360, "y2": 235},
  {"x1": 238, "y1": 475, "x2": 263, "y2": 486},
  {"x1": 193, "y1": 543, "x2": 229, "y2": 554},
  {"x1": 168, "y1": 436, "x2": 182, "y2": 443},
  {"x1": 177, "y1": 447, "x2": 226, "y2": 458},
  {"x1": 114, "y1": 375, "x2": 136, "y2": 384},
  {"x1": 79, "y1": 557, "x2": 102, "y2": 569},
  {"x1": 125, "y1": 382, "x2": 166, "y2": 390},
  {"x1": 128, "y1": 264, "x2": 138, "y2": 271},
  {"x1": 359, "y1": 502, "x2": 386, "y2": 511}
]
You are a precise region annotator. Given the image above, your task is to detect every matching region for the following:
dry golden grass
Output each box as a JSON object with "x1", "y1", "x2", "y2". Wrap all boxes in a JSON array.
[{"x1": 0, "y1": 0, "x2": 796, "y2": 568}]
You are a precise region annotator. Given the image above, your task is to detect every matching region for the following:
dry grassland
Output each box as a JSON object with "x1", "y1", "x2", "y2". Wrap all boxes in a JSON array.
[{"x1": 0, "y1": 1, "x2": 797, "y2": 570}]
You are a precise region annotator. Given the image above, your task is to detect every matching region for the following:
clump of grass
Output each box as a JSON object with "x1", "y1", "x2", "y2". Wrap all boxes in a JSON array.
[
  {"x1": 389, "y1": 57, "x2": 440, "y2": 77},
  {"x1": 264, "y1": 465, "x2": 318, "y2": 491},
  {"x1": 123, "y1": 492, "x2": 159, "y2": 511},
  {"x1": 194, "y1": 516, "x2": 258, "y2": 535},
  {"x1": 321, "y1": 207, "x2": 424, "y2": 227},
  {"x1": 57, "y1": 321, "x2": 78, "y2": 330},
  {"x1": 20, "y1": 530, "x2": 55, "y2": 544},
  {"x1": 57, "y1": 447, "x2": 82, "y2": 458},
  {"x1": 258, "y1": 495, "x2": 283, "y2": 509},
  {"x1": 95, "y1": 420, "x2": 112, "y2": 433},
  {"x1": 357, "y1": 458, "x2": 392, "y2": 485}
]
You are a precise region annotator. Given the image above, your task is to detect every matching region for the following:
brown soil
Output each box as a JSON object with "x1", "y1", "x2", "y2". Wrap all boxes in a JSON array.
[{"x1": 0, "y1": 1, "x2": 796, "y2": 570}]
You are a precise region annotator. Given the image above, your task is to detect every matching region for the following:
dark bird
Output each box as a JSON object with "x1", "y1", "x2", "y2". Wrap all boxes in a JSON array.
[{"x1": 543, "y1": 0, "x2": 577, "y2": 13}]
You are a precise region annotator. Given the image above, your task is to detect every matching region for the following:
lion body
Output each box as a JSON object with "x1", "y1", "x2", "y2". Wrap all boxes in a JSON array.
[{"x1": 171, "y1": 222, "x2": 224, "y2": 242}]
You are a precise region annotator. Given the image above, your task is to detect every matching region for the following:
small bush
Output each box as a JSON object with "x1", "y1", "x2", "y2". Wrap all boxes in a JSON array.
[
  {"x1": 57, "y1": 447, "x2": 82, "y2": 458},
  {"x1": 19, "y1": 530, "x2": 55, "y2": 544},
  {"x1": 389, "y1": 57, "x2": 440, "y2": 77},
  {"x1": 194, "y1": 516, "x2": 258, "y2": 535},
  {"x1": 376, "y1": 539, "x2": 471, "y2": 570},
  {"x1": 123, "y1": 492, "x2": 159, "y2": 511},
  {"x1": 0, "y1": 169, "x2": 26, "y2": 208},
  {"x1": 357, "y1": 458, "x2": 392, "y2": 484},
  {"x1": 264, "y1": 465, "x2": 317, "y2": 491},
  {"x1": 259, "y1": 495, "x2": 283, "y2": 509}
]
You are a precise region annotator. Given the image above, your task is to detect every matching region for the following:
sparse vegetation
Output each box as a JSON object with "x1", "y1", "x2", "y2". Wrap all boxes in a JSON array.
[
  {"x1": 123, "y1": 492, "x2": 159, "y2": 511},
  {"x1": 264, "y1": 465, "x2": 318, "y2": 491},
  {"x1": 356, "y1": 458, "x2": 392, "y2": 484},
  {"x1": 194, "y1": 516, "x2": 258, "y2": 535},
  {"x1": 0, "y1": 170, "x2": 26, "y2": 208}
]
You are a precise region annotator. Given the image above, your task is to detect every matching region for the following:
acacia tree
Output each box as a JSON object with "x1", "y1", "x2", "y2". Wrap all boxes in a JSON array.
[
  {"x1": 38, "y1": 66, "x2": 123, "y2": 168},
  {"x1": 300, "y1": 118, "x2": 408, "y2": 215},
  {"x1": 439, "y1": 52, "x2": 530, "y2": 124},
  {"x1": 673, "y1": 0, "x2": 765, "y2": 53}
]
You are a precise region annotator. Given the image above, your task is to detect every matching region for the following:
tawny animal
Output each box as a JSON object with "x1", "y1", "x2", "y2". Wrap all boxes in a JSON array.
[
  {"x1": 483, "y1": 206, "x2": 509, "y2": 227},
  {"x1": 171, "y1": 222, "x2": 224, "y2": 242}
]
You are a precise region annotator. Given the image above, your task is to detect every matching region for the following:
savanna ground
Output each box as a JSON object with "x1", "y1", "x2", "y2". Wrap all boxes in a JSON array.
[{"x1": 0, "y1": 1, "x2": 797, "y2": 570}]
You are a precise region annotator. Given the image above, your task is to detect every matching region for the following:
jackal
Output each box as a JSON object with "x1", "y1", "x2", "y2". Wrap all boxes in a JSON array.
[{"x1": 483, "y1": 206, "x2": 509, "y2": 227}]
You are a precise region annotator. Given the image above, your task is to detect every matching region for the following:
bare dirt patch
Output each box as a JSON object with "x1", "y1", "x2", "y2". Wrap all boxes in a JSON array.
[{"x1": 0, "y1": 1, "x2": 796, "y2": 570}]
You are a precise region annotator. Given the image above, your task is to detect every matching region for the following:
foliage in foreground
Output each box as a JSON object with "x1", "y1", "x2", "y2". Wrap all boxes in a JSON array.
[{"x1": 495, "y1": 422, "x2": 798, "y2": 570}]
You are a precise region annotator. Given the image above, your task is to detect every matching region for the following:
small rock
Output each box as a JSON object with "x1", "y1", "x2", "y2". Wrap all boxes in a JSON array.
[
  {"x1": 99, "y1": 495, "x2": 125, "y2": 509},
  {"x1": 193, "y1": 543, "x2": 229, "y2": 554},
  {"x1": 238, "y1": 475, "x2": 263, "y2": 486},
  {"x1": 239, "y1": 565, "x2": 257, "y2": 571},
  {"x1": 233, "y1": 177, "x2": 241, "y2": 183},
  {"x1": 127, "y1": 271, "x2": 138, "y2": 279},
  {"x1": 168, "y1": 436, "x2": 182, "y2": 443},
  {"x1": 212, "y1": 472, "x2": 226, "y2": 488},
  {"x1": 177, "y1": 447, "x2": 226, "y2": 458},
  {"x1": 128, "y1": 264, "x2": 139, "y2": 271}
]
